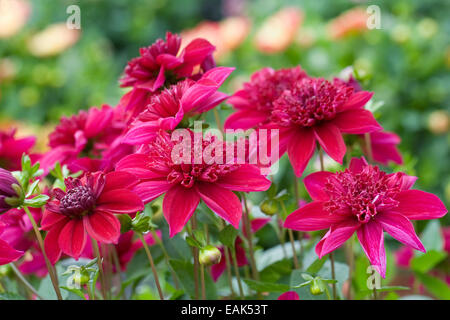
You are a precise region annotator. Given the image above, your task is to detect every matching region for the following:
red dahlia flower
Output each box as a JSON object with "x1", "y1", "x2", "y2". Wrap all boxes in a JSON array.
[
  {"x1": 361, "y1": 131, "x2": 403, "y2": 165},
  {"x1": 41, "y1": 171, "x2": 144, "y2": 264},
  {"x1": 116, "y1": 131, "x2": 271, "y2": 237},
  {"x1": 123, "y1": 67, "x2": 233, "y2": 145},
  {"x1": 40, "y1": 105, "x2": 130, "y2": 174},
  {"x1": 120, "y1": 32, "x2": 216, "y2": 117},
  {"x1": 0, "y1": 221, "x2": 23, "y2": 265},
  {"x1": 284, "y1": 157, "x2": 447, "y2": 277},
  {"x1": 271, "y1": 77, "x2": 381, "y2": 176},
  {"x1": 0, "y1": 128, "x2": 36, "y2": 171},
  {"x1": 224, "y1": 66, "x2": 307, "y2": 130}
]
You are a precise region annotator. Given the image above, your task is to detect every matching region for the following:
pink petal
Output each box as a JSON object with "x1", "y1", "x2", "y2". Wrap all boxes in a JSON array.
[
  {"x1": 40, "y1": 209, "x2": 70, "y2": 230},
  {"x1": 376, "y1": 212, "x2": 425, "y2": 252},
  {"x1": 58, "y1": 219, "x2": 87, "y2": 260},
  {"x1": 278, "y1": 291, "x2": 300, "y2": 300},
  {"x1": 44, "y1": 220, "x2": 66, "y2": 264},
  {"x1": 163, "y1": 185, "x2": 200, "y2": 237},
  {"x1": 134, "y1": 180, "x2": 172, "y2": 203},
  {"x1": 284, "y1": 201, "x2": 344, "y2": 231},
  {"x1": 315, "y1": 220, "x2": 360, "y2": 258},
  {"x1": 123, "y1": 122, "x2": 159, "y2": 145},
  {"x1": 250, "y1": 218, "x2": 271, "y2": 233},
  {"x1": 0, "y1": 239, "x2": 23, "y2": 265},
  {"x1": 196, "y1": 183, "x2": 242, "y2": 229},
  {"x1": 394, "y1": 190, "x2": 447, "y2": 220},
  {"x1": 103, "y1": 171, "x2": 138, "y2": 193},
  {"x1": 156, "y1": 54, "x2": 182, "y2": 70},
  {"x1": 116, "y1": 154, "x2": 168, "y2": 179},
  {"x1": 84, "y1": 105, "x2": 113, "y2": 138},
  {"x1": 304, "y1": 171, "x2": 334, "y2": 201},
  {"x1": 97, "y1": 189, "x2": 144, "y2": 214},
  {"x1": 314, "y1": 123, "x2": 346, "y2": 164},
  {"x1": 211, "y1": 250, "x2": 226, "y2": 282},
  {"x1": 201, "y1": 66, "x2": 234, "y2": 86},
  {"x1": 349, "y1": 157, "x2": 368, "y2": 173},
  {"x1": 224, "y1": 110, "x2": 269, "y2": 130},
  {"x1": 180, "y1": 38, "x2": 215, "y2": 66},
  {"x1": 84, "y1": 211, "x2": 121, "y2": 243},
  {"x1": 340, "y1": 91, "x2": 373, "y2": 111},
  {"x1": 287, "y1": 128, "x2": 316, "y2": 177},
  {"x1": 216, "y1": 165, "x2": 271, "y2": 192},
  {"x1": 357, "y1": 221, "x2": 386, "y2": 278},
  {"x1": 333, "y1": 109, "x2": 382, "y2": 134}
]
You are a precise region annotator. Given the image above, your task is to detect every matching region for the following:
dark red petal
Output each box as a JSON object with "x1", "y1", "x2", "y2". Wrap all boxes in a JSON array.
[
  {"x1": 40, "y1": 209, "x2": 69, "y2": 230},
  {"x1": 163, "y1": 185, "x2": 200, "y2": 237},
  {"x1": 349, "y1": 157, "x2": 368, "y2": 173},
  {"x1": 196, "y1": 183, "x2": 242, "y2": 229},
  {"x1": 304, "y1": 171, "x2": 334, "y2": 201},
  {"x1": 394, "y1": 190, "x2": 447, "y2": 220},
  {"x1": 116, "y1": 154, "x2": 167, "y2": 179},
  {"x1": 58, "y1": 219, "x2": 87, "y2": 260},
  {"x1": 133, "y1": 180, "x2": 172, "y2": 204},
  {"x1": 216, "y1": 165, "x2": 271, "y2": 192},
  {"x1": 103, "y1": 171, "x2": 138, "y2": 193},
  {"x1": 97, "y1": 189, "x2": 144, "y2": 214},
  {"x1": 314, "y1": 123, "x2": 346, "y2": 164},
  {"x1": 0, "y1": 239, "x2": 23, "y2": 265},
  {"x1": 287, "y1": 128, "x2": 316, "y2": 177},
  {"x1": 333, "y1": 109, "x2": 382, "y2": 134},
  {"x1": 84, "y1": 211, "x2": 121, "y2": 244},
  {"x1": 43, "y1": 220, "x2": 67, "y2": 264},
  {"x1": 341, "y1": 91, "x2": 373, "y2": 111}
]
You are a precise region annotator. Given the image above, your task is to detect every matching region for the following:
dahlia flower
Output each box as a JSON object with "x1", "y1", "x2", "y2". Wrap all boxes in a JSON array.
[
  {"x1": 211, "y1": 217, "x2": 270, "y2": 281},
  {"x1": 120, "y1": 32, "x2": 216, "y2": 116},
  {"x1": 271, "y1": 77, "x2": 381, "y2": 176},
  {"x1": 41, "y1": 171, "x2": 144, "y2": 263},
  {"x1": 123, "y1": 66, "x2": 233, "y2": 145},
  {"x1": 40, "y1": 105, "x2": 130, "y2": 173},
  {"x1": 0, "y1": 128, "x2": 36, "y2": 171},
  {"x1": 116, "y1": 131, "x2": 271, "y2": 237},
  {"x1": 0, "y1": 221, "x2": 23, "y2": 265},
  {"x1": 361, "y1": 131, "x2": 403, "y2": 165},
  {"x1": 284, "y1": 157, "x2": 447, "y2": 277},
  {"x1": 224, "y1": 66, "x2": 307, "y2": 130}
]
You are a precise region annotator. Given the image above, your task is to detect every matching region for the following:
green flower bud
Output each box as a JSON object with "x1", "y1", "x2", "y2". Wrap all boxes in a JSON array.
[
  {"x1": 260, "y1": 199, "x2": 278, "y2": 216},
  {"x1": 310, "y1": 279, "x2": 324, "y2": 295},
  {"x1": 199, "y1": 245, "x2": 222, "y2": 266},
  {"x1": 72, "y1": 269, "x2": 91, "y2": 286}
]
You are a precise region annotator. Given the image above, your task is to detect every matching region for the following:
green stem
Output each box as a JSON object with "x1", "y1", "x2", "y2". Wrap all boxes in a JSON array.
[
  {"x1": 190, "y1": 218, "x2": 200, "y2": 300},
  {"x1": 150, "y1": 229, "x2": 180, "y2": 290},
  {"x1": 364, "y1": 133, "x2": 374, "y2": 163},
  {"x1": 280, "y1": 201, "x2": 299, "y2": 269},
  {"x1": 373, "y1": 286, "x2": 378, "y2": 300},
  {"x1": 241, "y1": 193, "x2": 259, "y2": 281},
  {"x1": 91, "y1": 239, "x2": 107, "y2": 299},
  {"x1": 138, "y1": 232, "x2": 164, "y2": 300},
  {"x1": 23, "y1": 206, "x2": 62, "y2": 300},
  {"x1": 231, "y1": 247, "x2": 245, "y2": 299},
  {"x1": 10, "y1": 263, "x2": 43, "y2": 300}
]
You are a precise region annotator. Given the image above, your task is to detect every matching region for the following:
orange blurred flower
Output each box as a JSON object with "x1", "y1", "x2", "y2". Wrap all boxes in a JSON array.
[
  {"x1": 254, "y1": 7, "x2": 303, "y2": 54},
  {"x1": 27, "y1": 23, "x2": 80, "y2": 57},
  {"x1": 0, "y1": 0, "x2": 31, "y2": 39},
  {"x1": 181, "y1": 16, "x2": 251, "y2": 61},
  {"x1": 327, "y1": 7, "x2": 369, "y2": 40}
]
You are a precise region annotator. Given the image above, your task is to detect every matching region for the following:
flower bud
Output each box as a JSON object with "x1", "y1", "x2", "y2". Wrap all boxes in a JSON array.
[
  {"x1": 73, "y1": 269, "x2": 91, "y2": 286},
  {"x1": 260, "y1": 200, "x2": 278, "y2": 216},
  {"x1": 199, "y1": 245, "x2": 222, "y2": 266},
  {"x1": 0, "y1": 168, "x2": 22, "y2": 213},
  {"x1": 310, "y1": 279, "x2": 324, "y2": 295}
]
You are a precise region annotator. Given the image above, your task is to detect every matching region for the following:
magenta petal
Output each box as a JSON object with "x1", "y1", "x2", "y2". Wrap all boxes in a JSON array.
[
  {"x1": 357, "y1": 221, "x2": 386, "y2": 278},
  {"x1": 180, "y1": 38, "x2": 215, "y2": 66},
  {"x1": 287, "y1": 128, "x2": 316, "y2": 177},
  {"x1": 156, "y1": 54, "x2": 182, "y2": 70},
  {"x1": 284, "y1": 202, "x2": 343, "y2": 232},
  {"x1": 333, "y1": 109, "x2": 382, "y2": 134},
  {"x1": 123, "y1": 122, "x2": 159, "y2": 145},
  {"x1": 0, "y1": 239, "x2": 23, "y2": 265},
  {"x1": 116, "y1": 154, "x2": 167, "y2": 179},
  {"x1": 315, "y1": 220, "x2": 360, "y2": 258},
  {"x1": 58, "y1": 219, "x2": 87, "y2": 260},
  {"x1": 394, "y1": 190, "x2": 448, "y2": 220},
  {"x1": 349, "y1": 157, "x2": 368, "y2": 173},
  {"x1": 134, "y1": 180, "x2": 172, "y2": 203},
  {"x1": 341, "y1": 91, "x2": 373, "y2": 111},
  {"x1": 278, "y1": 291, "x2": 300, "y2": 300},
  {"x1": 44, "y1": 220, "x2": 66, "y2": 264},
  {"x1": 40, "y1": 209, "x2": 70, "y2": 230},
  {"x1": 224, "y1": 110, "x2": 269, "y2": 130},
  {"x1": 163, "y1": 185, "x2": 200, "y2": 237},
  {"x1": 377, "y1": 212, "x2": 425, "y2": 252},
  {"x1": 201, "y1": 66, "x2": 234, "y2": 86},
  {"x1": 152, "y1": 66, "x2": 166, "y2": 91},
  {"x1": 314, "y1": 123, "x2": 346, "y2": 164},
  {"x1": 97, "y1": 189, "x2": 144, "y2": 214},
  {"x1": 103, "y1": 171, "x2": 138, "y2": 193},
  {"x1": 211, "y1": 249, "x2": 226, "y2": 282},
  {"x1": 84, "y1": 211, "x2": 121, "y2": 244},
  {"x1": 196, "y1": 183, "x2": 242, "y2": 229},
  {"x1": 304, "y1": 171, "x2": 334, "y2": 201},
  {"x1": 216, "y1": 165, "x2": 271, "y2": 192},
  {"x1": 84, "y1": 105, "x2": 113, "y2": 138}
]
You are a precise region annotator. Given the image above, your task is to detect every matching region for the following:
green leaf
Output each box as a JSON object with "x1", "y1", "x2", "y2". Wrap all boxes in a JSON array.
[
  {"x1": 415, "y1": 272, "x2": 450, "y2": 300},
  {"x1": 185, "y1": 236, "x2": 202, "y2": 249},
  {"x1": 117, "y1": 214, "x2": 132, "y2": 233},
  {"x1": 306, "y1": 256, "x2": 328, "y2": 275},
  {"x1": 170, "y1": 259, "x2": 217, "y2": 299},
  {"x1": 23, "y1": 194, "x2": 49, "y2": 208},
  {"x1": 420, "y1": 220, "x2": 443, "y2": 252},
  {"x1": 60, "y1": 286, "x2": 87, "y2": 300},
  {"x1": 411, "y1": 250, "x2": 447, "y2": 274},
  {"x1": 0, "y1": 292, "x2": 25, "y2": 300},
  {"x1": 218, "y1": 225, "x2": 238, "y2": 248},
  {"x1": 243, "y1": 279, "x2": 290, "y2": 293}
]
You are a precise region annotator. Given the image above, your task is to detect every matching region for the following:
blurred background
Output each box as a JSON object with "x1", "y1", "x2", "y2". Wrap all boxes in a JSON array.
[{"x1": 0, "y1": 0, "x2": 449, "y2": 214}]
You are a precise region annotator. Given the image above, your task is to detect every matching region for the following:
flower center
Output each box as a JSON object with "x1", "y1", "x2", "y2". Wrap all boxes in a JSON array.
[
  {"x1": 271, "y1": 78, "x2": 353, "y2": 127},
  {"x1": 323, "y1": 166, "x2": 400, "y2": 223},
  {"x1": 59, "y1": 186, "x2": 96, "y2": 218},
  {"x1": 168, "y1": 163, "x2": 238, "y2": 188}
]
